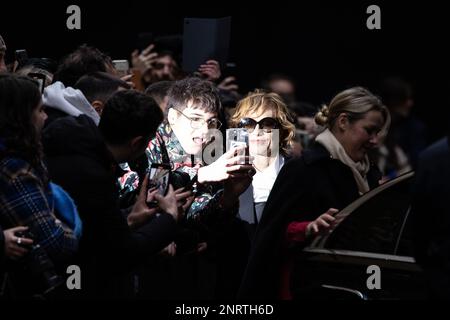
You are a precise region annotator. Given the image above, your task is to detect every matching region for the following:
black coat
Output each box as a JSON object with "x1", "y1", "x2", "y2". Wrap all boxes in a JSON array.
[
  {"x1": 411, "y1": 137, "x2": 450, "y2": 298},
  {"x1": 43, "y1": 115, "x2": 177, "y2": 298},
  {"x1": 238, "y1": 143, "x2": 381, "y2": 299},
  {"x1": 0, "y1": 225, "x2": 4, "y2": 266}
]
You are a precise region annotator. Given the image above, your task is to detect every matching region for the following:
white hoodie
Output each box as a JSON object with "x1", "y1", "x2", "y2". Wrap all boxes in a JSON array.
[{"x1": 43, "y1": 81, "x2": 100, "y2": 125}]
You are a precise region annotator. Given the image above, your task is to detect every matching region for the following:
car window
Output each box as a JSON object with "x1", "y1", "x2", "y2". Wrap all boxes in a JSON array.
[{"x1": 325, "y1": 175, "x2": 413, "y2": 255}]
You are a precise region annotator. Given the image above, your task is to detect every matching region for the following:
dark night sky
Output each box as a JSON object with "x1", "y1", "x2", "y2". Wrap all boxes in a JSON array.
[{"x1": 1, "y1": 0, "x2": 449, "y2": 140}]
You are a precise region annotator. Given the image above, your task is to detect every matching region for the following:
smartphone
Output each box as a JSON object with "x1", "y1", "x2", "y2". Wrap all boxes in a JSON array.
[
  {"x1": 226, "y1": 128, "x2": 249, "y2": 164},
  {"x1": 147, "y1": 163, "x2": 171, "y2": 206},
  {"x1": 15, "y1": 49, "x2": 28, "y2": 67},
  {"x1": 28, "y1": 72, "x2": 46, "y2": 93},
  {"x1": 112, "y1": 59, "x2": 130, "y2": 77}
]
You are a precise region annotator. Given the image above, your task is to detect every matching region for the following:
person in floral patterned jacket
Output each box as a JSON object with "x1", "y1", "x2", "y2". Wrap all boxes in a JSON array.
[
  {"x1": 145, "y1": 77, "x2": 256, "y2": 298},
  {"x1": 146, "y1": 77, "x2": 255, "y2": 225}
]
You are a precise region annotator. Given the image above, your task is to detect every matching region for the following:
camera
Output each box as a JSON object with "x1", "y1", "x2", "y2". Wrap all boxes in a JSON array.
[
  {"x1": 15, "y1": 230, "x2": 64, "y2": 297},
  {"x1": 170, "y1": 170, "x2": 191, "y2": 190}
]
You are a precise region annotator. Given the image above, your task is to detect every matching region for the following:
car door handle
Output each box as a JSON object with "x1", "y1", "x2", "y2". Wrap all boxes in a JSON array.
[{"x1": 321, "y1": 284, "x2": 367, "y2": 300}]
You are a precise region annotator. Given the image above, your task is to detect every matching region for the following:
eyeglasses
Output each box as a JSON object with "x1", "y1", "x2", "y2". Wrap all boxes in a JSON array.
[
  {"x1": 174, "y1": 108, "x2": 222, "y2": 129},
  {"x1": 238, "y1": 117, "x2": 279, "y2": 133}
]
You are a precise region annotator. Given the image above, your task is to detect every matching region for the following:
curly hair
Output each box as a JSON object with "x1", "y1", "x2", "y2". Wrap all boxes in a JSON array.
[
  {"x1": 0, "y1": 74, "x2": 43, "y2": 168},
  {"x1": 230, "y1": 89, "x2": 296, "y2": 156},
  {"x1": 166, "y1": 77, "x2": 222, "y2": 114}
]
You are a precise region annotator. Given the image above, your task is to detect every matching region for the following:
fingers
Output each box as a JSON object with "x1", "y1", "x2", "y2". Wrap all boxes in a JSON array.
[
  {"x1": 320, "y1": 213, "x2": 336, "y2": 223},
  {"x1": 17, "y1": 237, "x2": 34, "y2": 246},
  {"x1": 121, "y1": 74, "x2": 133, "y2": 82},
  {"x1": 166, "y1": 184, "x2": 175, "y2": 196},
  {"x1": 200, "y1": 70, "x2": 216, "y2": 78},
  {"x1": 316, "y1": 218, "x2": 330, "y2": 228},
  {"x1": 204, "y1": 60, "x2": 219, "y2": 66},
  {"x1": 146, "y1": 189, "x2": 158, "y2": 202},
  {"x1": 174, "y1": 187, "x2": 185, "y2": 194},
  {"x1": 197, "y1": 242, "x2": 208, "y2": 253},
  {"x1": 182, "y1": 196, "x2": 195, "y2": 210},
  {"x1": 168, "y1": 242, "x2": 176, "y2": 256},
  {"x1": 12, "y1": 246, "x2": 29, "y2": 257},
  {"x1": 223, "y1": 84, "x2": 239, "y2": 91},
  {"x1": 226, "y1": 164, "x2": 254, "y2": 174},
  {"x1": 146, "y1": 207, "x2": 158, "y2": 216},
  {"x1": 175, "y1": 190, "x2": 193, "y2": 200},
  {"x1": 155, "y1": 185, "x2": 175, "y2": 201},
  {"x1": 223, "y1": 146, "x2": 246, "y2": 159},
  {"x1": 221, "y1": 76, "x2": 236, "y2": 84},
  {"x1": 326, "y1": 208, "x2": 339, "y2": 215},
  {"x1": 143, "y1": 52, "x2": 158, "y2": 61},
  {"x1": 141, "y1": 44, "x2": 155, "y2": 56},
  {"x1": 218, "y1": 77, "x2": 238, "y2": 91},
  {"x1": 9, "y1": 225, "x2": 29, "y2": 233},
  {"x1": 226, "y1": 155, "x2": 253, "y2": 166}
]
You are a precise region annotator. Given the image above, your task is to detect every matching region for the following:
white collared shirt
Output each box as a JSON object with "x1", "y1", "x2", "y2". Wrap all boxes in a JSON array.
[
  {"x1": 252, "y1": 155, "x2": 285, "y2": 203},
  {"x1": 238, "y1": 155, "x2": 285, "y2": 224}
]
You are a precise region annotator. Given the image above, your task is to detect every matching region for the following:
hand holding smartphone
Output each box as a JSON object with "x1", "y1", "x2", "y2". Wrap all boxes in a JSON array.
[{"x1": 146, "y1": 163, "x2": 171, "y2": 207}]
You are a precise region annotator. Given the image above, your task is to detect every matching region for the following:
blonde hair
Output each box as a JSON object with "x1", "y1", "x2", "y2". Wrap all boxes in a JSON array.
[
  {"x1": 230, "y1": 89, "x2": 296, "y2": 156},
  {"x1": 315, "y1": 87, "x2": 390, "y2": 137}
]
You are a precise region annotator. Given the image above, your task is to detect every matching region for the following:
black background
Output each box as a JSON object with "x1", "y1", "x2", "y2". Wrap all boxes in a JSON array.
[{"x1": 1, "y1": 0, "x2": 448, "y2": 140}]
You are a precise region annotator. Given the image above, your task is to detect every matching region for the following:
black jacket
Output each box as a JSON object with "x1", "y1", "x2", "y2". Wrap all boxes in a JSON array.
[
  {"x1": 43, "y1": 115, "x2": 177, "y2": 298},
  {"x1": 411, "y1": 137, "x2": 450, "y2": 298},
  {"x1": 0, "y1": 225, "x2": 4, "y2": 266},
  {"x1": 238, "y1": 143, "x2": 381, "y2": 299}
]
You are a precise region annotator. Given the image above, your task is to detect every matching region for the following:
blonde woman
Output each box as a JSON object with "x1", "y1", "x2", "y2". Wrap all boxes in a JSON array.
[{"x1": 239, "y1": 87, "x2": 390, "y2": 299}]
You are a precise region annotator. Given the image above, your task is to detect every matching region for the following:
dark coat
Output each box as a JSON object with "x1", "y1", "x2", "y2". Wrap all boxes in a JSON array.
[
  {"x1": 0, "y1": 225, "x2": 4, "y2": 267},
  {"x1": 411, "y1": 137, "x2": 450, "y2": 298},
  {"x1": 43, "y1": 115, "x2": 177, "y2": 298},
  {"x1": 238, "y1": 143, "x2": 381, "y2": 299}
]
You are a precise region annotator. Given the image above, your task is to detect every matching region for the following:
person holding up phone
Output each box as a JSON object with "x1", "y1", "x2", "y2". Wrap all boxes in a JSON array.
[
  {"x1": 229, "y1": 90, "x2": 296, "y2": 233},
  {"x1": 147, "y1": 77, "x2": 255, "y2": 223},
  {"x1": 145, "y1": 77, "x2": 254, "y2": 299}
]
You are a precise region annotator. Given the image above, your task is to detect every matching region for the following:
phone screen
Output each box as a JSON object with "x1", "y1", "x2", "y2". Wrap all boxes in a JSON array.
[
  {"x1": 147, "y1": 164, "x2": 170, "y2": 204},
  {"x1": 112, "y1": 60, "x2": 130, "y2": 77},
  {"x1": 226, "y1": 128, "x2": 249, "y2": 164}
]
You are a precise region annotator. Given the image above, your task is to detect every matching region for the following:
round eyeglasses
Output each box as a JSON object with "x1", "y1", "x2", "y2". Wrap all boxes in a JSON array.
[{"x1": 174, "y1": 108, "x2": 222, "y2": 129}]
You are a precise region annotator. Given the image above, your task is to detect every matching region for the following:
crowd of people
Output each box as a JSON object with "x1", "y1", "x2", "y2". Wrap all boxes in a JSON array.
[{"x1": 1, "y1": 32, "x2": 448, "y2": 300}]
